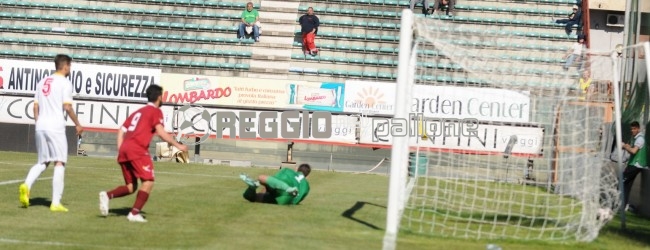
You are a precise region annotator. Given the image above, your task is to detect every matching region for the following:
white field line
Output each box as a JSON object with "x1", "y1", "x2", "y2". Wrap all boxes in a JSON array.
[
  {"x1": 0, "y1": 237, "x2": 142, "y2": 249},
  {"x1": 0, "y1": 177, "x2": 52, "y2": 186},
  {"x1": 0, "y1": 161, "x2": 237, "y2": 179}
]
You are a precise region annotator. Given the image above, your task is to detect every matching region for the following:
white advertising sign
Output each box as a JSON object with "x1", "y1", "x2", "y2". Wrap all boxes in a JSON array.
[
  {"x1": 0, "y1": 59, "x2": 161, "y2": 102},
  {"x1": 344, "y1": 80, "x2": 531, "y2": 123},
  {"x1": 357, "y1": 116, "x2": 544, "y2": 155},
  {"x1": 0, "y1": 96, "x2": 357, "y2": 144}
]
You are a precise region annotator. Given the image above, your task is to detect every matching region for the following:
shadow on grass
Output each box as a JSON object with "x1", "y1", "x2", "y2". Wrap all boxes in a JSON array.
[
  {"x1": 28, "y1": 197, "x2": 51, "y2": 207},
  {"x1": 602, "y1": 213, "x2": 650, "y2": 246},
  {"x1": 108, "y1": 207, "x2": 147, "y2": 216},
  {"x1": 341, "y1": 201, "x2": 385, "y2": 230}
]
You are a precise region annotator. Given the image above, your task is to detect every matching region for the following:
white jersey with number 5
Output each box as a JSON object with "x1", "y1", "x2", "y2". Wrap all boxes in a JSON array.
[{"x1": 34, "y1": 74, "x2": 73, "y2": 132}]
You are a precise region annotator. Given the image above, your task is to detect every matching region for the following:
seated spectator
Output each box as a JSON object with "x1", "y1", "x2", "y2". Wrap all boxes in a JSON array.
[
  {"x1": 409, "y1": 0, "x2": 430, "y2": 15},
  {"x1": 429, "y1": 0, "x2": 455, "y2": 16},
  {"x1": 578, "y1": 70, "x2": 593, "y2": 100},
  {"x1": 555, "y1": 5, "x2": 582, "y2": 35},
  {"x1": 299, "y1": 7, "x2": 320, "y2": 56},
  {"x1": 238, "y1": 2, "x2": 260, "y2": 42},
  {"x1": 564, "y1": 35, "x2": 586, "y2": 71}
]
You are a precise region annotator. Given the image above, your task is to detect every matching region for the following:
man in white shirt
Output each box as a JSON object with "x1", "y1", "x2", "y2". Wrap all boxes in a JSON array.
[
  {"x1": 563, "y1": 35, "x2": 586, "y2": 71},
  {"x1": 19, "y1": 54, "x2": 84, "y2": 212}
]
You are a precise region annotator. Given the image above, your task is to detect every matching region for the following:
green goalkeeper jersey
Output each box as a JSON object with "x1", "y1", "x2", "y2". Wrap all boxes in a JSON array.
[{"x1": 273, "y1": 168, "x2": 310, "y2": 205}]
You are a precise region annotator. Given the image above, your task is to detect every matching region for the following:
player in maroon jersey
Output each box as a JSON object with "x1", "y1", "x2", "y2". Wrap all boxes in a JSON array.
[{"x1": 98, "y1": 84, "x2": 187, "y2": 222}]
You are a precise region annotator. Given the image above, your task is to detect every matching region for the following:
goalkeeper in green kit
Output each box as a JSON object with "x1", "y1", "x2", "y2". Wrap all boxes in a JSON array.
[{"x1": 240, "y1": 164, "x2": 311, "y2": 205}]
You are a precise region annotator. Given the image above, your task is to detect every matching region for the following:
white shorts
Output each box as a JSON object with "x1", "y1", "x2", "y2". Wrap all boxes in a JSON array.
[{"x1": 35, "y1": 130, "x2": 68, "y2": 164}]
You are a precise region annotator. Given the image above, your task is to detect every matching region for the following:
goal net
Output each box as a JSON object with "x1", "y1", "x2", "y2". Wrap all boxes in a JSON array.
[{"x1": 384, "y1": 10, "x2": 650, "y2": 248}]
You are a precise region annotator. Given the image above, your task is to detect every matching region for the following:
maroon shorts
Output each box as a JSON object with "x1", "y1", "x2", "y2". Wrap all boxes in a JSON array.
[{"x1": 119, "y1": 157, "x2": 155, "y2": 183}]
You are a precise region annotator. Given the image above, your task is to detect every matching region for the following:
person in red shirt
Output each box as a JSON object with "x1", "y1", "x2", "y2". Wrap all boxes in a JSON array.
[{"x1": 98, "y1": 84, "x2": 187, "y2": 222}]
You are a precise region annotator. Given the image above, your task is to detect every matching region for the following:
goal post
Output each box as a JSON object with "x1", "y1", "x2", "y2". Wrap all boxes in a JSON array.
[
  {"x1": 382, "y1": 10, "x2": 650, "y2": 248},
  {"x1": 382, "y1": 8, "x2": 414, "y2": 250}
]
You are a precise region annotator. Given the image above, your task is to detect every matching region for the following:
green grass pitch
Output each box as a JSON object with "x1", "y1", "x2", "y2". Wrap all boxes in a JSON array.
[{"x1": 0, "y1": 151, "x2": 648, "y2": 250}]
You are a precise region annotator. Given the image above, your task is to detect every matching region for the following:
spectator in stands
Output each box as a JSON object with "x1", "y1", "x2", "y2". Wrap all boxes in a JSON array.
[
  {"x1": 430, "y1": 0, "x2": 455, "y2": 16},
  {"x1": 409, "y1": 0, "x2": 430, "y2": 15},
  {"x1": 578, "y1": 70, "x2": 593, "y2": 100},
  {"x1": 239, "y1": 2, "x2": 260, "y2": 42},
  {"x1": 299, "y1": 7, "x2": 320, "y2": 56},
  {"x1": 563, "y1": 35, "x2": 586, "y2": 71},
  {"x1": 555, "y1": 5, "x2": 582, "y2": 35}
]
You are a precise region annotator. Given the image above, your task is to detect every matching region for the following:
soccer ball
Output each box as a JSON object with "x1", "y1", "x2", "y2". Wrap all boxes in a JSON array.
[{"x1": 597, "y1": 208, "x2": 613, "y2": 222}]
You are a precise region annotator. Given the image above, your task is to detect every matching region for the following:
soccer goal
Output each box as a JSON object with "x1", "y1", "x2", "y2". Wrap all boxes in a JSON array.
[{"x1": 383, "y1": 9, "x2": 650, "y2": 249}]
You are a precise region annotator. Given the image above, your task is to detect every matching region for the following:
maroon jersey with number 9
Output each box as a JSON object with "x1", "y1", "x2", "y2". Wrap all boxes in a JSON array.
[{"x1": 118, "y1": 103, "x2": 164, "y2": 162}]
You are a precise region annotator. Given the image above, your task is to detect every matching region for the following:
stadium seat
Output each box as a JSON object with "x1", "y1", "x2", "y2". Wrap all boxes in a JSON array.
[
  {"x1": 176, "y1": 60, "x2": 191, "y2": 67},
  {"x1": 332, "y1": 70, "x2": 347, "y2": 77},
  {"x1": 104, "y1": 43, "x2": 119, "y2": 50},
  {"x1": 179, "y1": 47, "x2": 194, "y2": 54},
  {"x1": 91, "y1": 42, "x2": 106, "y2": 49},
  {"x1": 364, "y1": 58, "x2": 379, "y2": 65},
  {"x1": 17, "y1": 37, "x2": 32, "y2": 44},
  {"x1": 121, "y1": 44, "x2": 136, "y2": 50},
  {"x1": 366, "y1": 47, "x2": 380, "y2": 53},
  {"x1": 102, "y1": 55, "x2": 118, "y2": 62},
  {"x1": 73, "y1": 41, "x2": 91, "y2": 48},
  {"x1": 205, "y1": 62, "x2": 221, "y2": 68},
  {"x1": 362, "y1": 71, "x2": 378, "y2": 78},
  {"x1": 235, "y1": 64, "x2": 249, "y2": 70},
  {"x1": 141, "y1": 20, "x2": 156, "y2": 27},
  {"x1": 164, "y1": 47, "x2": 180, "y2": 53},
  {"x1": 135, "y1": 45, "x2": 151, "y2": 51},
  {"x1": 334, "y1": 57, "x2": 349, "y2": 64},
  {"x1": 155, "y1": 22, "x2": 171, "y2": 28},
  {"x1": 161, "y1": 59, "x2": 177, "y2": 66},
  {"x1": 167, "y1": 34, "x2": 182, "y2": 40},
  {"x1": 318, "y1": 69, "x2": 333, "y2": 75},
  {"x1": 348, "y1": 71, "x2": 362, "y2": 77},
  {"x1": 378, "y1": 72, "x2": 393, "y2": 79},
  {"x1": 138, "y1": 32, "x2": 154, "y2": 39},
  {"x1": 379, "y1": 47, "x2": 395, "y2": 54},
  {"x1": 143, "y1": 58, "x2": 160, "y2": 65},
  {"x1": 0, "y1": 49, "x2": 13, "y2": 56},
  {"x1": 69, "y1": 54, "x2": 88, "y2": 60},
  {"x1": 221, "y1": 62, "x2": 235, "y2": 69},
  {"x1": 190, "y1": 61, "x2": 206, "y2": 67},
  {"x1": 117, "y1": 57, "x2": 133, "y2": 63},
  {"x1": 192, "y1": 48, "x2": 208, "y2": 54},
  {"x1": 349, "y1": 57, "x2": 364, "y2": 64}
]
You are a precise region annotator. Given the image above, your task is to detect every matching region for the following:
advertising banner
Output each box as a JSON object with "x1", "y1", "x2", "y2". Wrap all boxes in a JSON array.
[
  {"x1": 343, "y1": 80, "x2": 532, "y2": 123},
  {"x1": 356, "y1": 116, "x2": 544, "y2": 155},
  {"x1": 159, "y1": 73, "x2": 345, "y2": 112},
  {"x1": 0, "y1": 96, "x2": 357, "y2": 144},
  {"x1": 0, "y1": 59, "x2": 161, "y2": 102}
]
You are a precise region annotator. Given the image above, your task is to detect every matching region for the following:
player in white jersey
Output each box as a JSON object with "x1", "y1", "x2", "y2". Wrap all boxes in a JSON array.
[{"x1": 19, "y1": 54, "x2": 84, "y2": 212}]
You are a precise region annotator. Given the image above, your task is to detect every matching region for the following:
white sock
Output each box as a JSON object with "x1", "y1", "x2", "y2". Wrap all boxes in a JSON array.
[
  {"x1": 25, "y1": 163, "x2": 46, "y2": 189},
  {"x1": 52, "y1": 165, "x2": 65, "y2": 205}
]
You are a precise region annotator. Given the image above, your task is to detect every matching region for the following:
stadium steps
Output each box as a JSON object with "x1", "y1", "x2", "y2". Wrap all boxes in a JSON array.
[
  {"x1": 1, "y1": 9, "x2": 244, "y2": 34},
  {"x1": 0, "y1": 23, "x2": 256, "y2": 46},
  {"x1": 0, "y1": 47, "x2": 251, "y2": 71},
  {"x1": 295, "y1": 0, "x2": 578, "y2": 7},
  {"x1": 292, "y1": 39, "x2": 570, "y2": 55},
  {"x1": 111, "y1": 0, "x2": 261, "y2": 10},
  {"x1": 0, "y1": 35, "x2": 253, "y2": 59},
  {"x1": 0, "y1": 0, "x2": 262, "y2": 12},
  {"x1": 296, "y1": 3, "x2": 576, "y2": 21},
  {"x1": 291, "y1": 51, "x2": 576, "y2": 79},
  {"x1": 287, "y1": 65, "x2": 575, "y2": 88}
]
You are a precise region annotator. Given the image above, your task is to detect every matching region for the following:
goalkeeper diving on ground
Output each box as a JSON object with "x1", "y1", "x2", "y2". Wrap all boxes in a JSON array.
[{"x1": 240, "y1": 164, "x2": 311, "y2": 205}]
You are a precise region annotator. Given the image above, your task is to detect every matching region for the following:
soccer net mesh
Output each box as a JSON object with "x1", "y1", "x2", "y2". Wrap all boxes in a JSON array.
[{"x1": 390, "y1": 14, "x2": 650, "y2": 244}]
